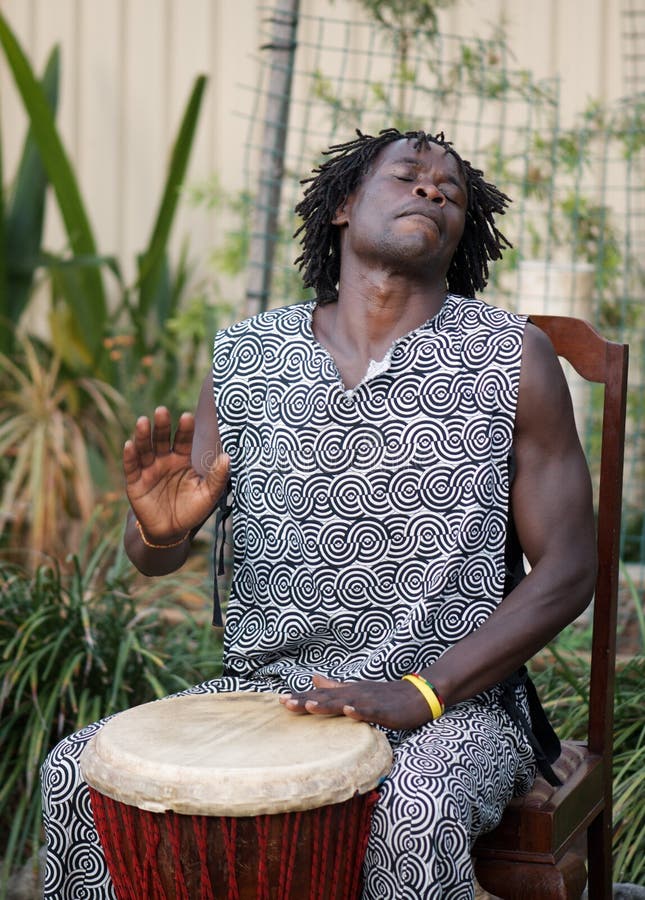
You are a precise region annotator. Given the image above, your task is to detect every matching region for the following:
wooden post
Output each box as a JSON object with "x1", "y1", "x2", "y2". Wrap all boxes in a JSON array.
[{"x1": 244, "y1": 0, "x2": 300, "y2": 317}]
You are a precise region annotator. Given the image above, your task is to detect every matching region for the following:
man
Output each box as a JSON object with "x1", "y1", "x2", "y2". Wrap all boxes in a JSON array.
[{"x1": 42, "y1": 129, "x2": 596, "y2": 899}]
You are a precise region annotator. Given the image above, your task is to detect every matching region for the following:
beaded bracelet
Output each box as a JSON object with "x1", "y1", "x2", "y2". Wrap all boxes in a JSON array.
[
  {"x1": 402, "y1": 674, "x2": 445, "y2": 720},
  {"x1": 413, "y1": 674, "x2": 446, "y2": 714},
  {"x1": 135, "y1": 519, "x2": 190, "y2": 549}
]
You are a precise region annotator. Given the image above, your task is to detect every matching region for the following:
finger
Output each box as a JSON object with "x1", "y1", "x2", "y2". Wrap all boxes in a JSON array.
[
  {"x1": 303, "y1": 691, "x2": 354, "y2": 716},
  {"x1": 311, "y1": 685, "x2": 393, "y2": 725},
  {"x1": 281, "y1": 683, "x2": 340, "y2": 706},
  {"x1": 303, "y1": 699, "x2": 342, "y2": 717},
  {"x1": 312, "y1": 674, "x2": 343, "y2": 689},
  {"x1": 204, "y1": 453, "x2": 231, "y2": 500},
  {"x1": 132, "y1": 416, "x2": 154, "y2": 467},
  {"x1": 122, "y1": 439, "x2": 141, "y2": 484},
  {"x1": 280, "y1": 681, "x2": 347, "y2": 716},
  {"x1": 151, "y1": 407, "x2": 172, "y2": 457},
  {"x1": 279, "y1": 694, "x2": 313, "y2": 715},
  {"x1": 172, "y1": 412, "x2": 196, "y2": 459}
]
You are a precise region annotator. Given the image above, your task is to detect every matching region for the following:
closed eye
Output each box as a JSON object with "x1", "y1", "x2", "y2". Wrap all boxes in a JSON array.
[{"x1": 440, "y1": 183, "x2": 466, "y2": 204}]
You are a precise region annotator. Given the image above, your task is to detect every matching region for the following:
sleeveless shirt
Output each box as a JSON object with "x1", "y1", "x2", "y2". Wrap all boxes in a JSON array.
[{"x1": 212, "y1": 294, "x2": 528, "y2": 691}]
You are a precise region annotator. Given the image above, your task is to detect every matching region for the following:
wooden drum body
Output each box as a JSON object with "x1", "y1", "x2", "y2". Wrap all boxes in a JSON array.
[{"x1": 80, "y1": 693, "x2": 392, "y2": 900}]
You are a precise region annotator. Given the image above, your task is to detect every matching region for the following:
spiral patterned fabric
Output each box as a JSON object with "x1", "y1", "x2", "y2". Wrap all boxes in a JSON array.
[
  {"x1": 363, "y1": 695, "x2": 535, "y2": 898},
  {"x1": 42, "y1": 294, "x2": 538, "y2": 899},
  {"x1": 213, "y1": 294, "x2": 527, "y2": 690}
]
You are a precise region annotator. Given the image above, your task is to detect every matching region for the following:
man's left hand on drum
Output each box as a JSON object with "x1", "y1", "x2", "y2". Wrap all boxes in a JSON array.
[{"x1": 279, "y1": 674, "x2": 433, "y2": 731}]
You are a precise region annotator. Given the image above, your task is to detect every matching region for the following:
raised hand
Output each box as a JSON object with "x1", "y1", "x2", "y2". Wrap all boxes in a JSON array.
[{"x1": 123, "y1": 406, "x2": 229, "y2": 545}]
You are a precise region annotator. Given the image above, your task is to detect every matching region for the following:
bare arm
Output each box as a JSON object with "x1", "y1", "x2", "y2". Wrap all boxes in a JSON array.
[
  {"x1": 422, "y1": 322, "x2": 597, "y2": 705},
  {"x1": 281, "y1": 323, "x2": 597, "y2": 727},
  {"x1": 123, "y1": 372, "x2": 230, "y2": 576}
]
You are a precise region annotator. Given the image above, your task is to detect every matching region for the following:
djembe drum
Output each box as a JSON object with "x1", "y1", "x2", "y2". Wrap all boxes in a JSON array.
[{"x1": 80, "y1": 692, "x2": 392, "y2": 900}]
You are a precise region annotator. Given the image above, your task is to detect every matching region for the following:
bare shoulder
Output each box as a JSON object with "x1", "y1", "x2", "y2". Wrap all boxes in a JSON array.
[
  {"x1": 518, "y1": 321, "x2": 566, "y2": 398},
  {"x1": 515, "y1": 321, "x2": 577, "y2": 448},
  {"x1": 511, "y1": 322, "x2": 596, "y2": 583}
]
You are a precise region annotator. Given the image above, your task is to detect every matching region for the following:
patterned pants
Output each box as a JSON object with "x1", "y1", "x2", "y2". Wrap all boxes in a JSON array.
[{"x1": 41, "y1": 677, "x2": 536, "y2": 900}]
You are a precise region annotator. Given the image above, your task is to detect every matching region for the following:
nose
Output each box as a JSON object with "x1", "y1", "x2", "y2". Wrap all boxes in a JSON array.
[{"x1": 412, "y1": 182, "x2": 446, "y2": 206}]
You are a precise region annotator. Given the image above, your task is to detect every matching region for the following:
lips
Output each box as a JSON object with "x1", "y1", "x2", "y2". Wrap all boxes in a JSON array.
[{"x1": 398, "y1": 206, "x2": 441, "y2": 230}]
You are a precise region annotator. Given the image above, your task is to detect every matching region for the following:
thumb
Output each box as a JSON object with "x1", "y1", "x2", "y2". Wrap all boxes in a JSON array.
[
  {"x1": 312, "y1": 674, "x2": 343, "y2": 689},
  {"x1": 204, "y1": 453, "x2": 230, "y2": 496}
]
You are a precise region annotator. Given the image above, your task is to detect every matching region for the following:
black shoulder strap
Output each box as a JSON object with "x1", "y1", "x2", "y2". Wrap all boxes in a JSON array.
[
  {"x1": 501, "y1": 454, "x2": 562, "y2": 786},
  {"x1": 499, "y1": 667, "x2": 562, "y2": 786}
]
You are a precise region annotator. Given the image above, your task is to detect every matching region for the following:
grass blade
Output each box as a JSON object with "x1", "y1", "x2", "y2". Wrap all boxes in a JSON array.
[
  {"x1": 4, "y1": 46, "x2": 60, "y2": 331},
  {"x1": 136, "y1": 75, "x2": 207, "y2": 319}
]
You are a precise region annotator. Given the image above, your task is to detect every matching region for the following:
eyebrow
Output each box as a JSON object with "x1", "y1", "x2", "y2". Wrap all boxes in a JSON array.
[{"x1": 392, "y1": 156, "x2": 424, "y2": 167}]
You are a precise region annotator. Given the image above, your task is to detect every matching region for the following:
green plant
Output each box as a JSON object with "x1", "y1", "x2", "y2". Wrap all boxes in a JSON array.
[
  {"x1": 106, "y1": 73, "x2": 210, "y2": 404},
  {"x1": 0, "y1": 335, "x2": 126, "y2": 558},
  {"x1": 185, "y1": 175, "x2": 311, "y2": 319},
  {"x1": 491, "y1": 97, "x2": 645, "y2": 331},
  {"x1": 620, "y1": 563, "x2": 645, "y2": 653},
  {"x1": 0, "y1": 45, "x2": 59, "y2": 356},
  {"x1": 530, "y1": 645, "x2": 645, "y2": 885},
  {"x1": 621, "y1": 509, "x2": 645, "y2": 564},
  {"x1": 353, "y1": 0, "x2": 459, "y2": 124},
  {"x1": 0, "y1": 15, "x2": 109, "y2": 364},
  {"x1": 0, "y1": 10, "x2": 209, "y2": 392},
  {"x1": 611, "y1": 656, "x2": 645, "y2": 883},
  {"x1": 0, "y1": 527, "x2": 222, "y2": 890},
  {"x1": 355, "y1": 0, "x2": 457, "y2": 36},
  {"x1": 0, "y1": 13, "x2": 219, "y2": 557}
]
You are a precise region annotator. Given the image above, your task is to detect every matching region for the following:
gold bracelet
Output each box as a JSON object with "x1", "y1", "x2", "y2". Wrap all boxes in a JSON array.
[
  {"x1": 402, "y1": 674, "x2": 444, "y2": 720},
  {"x1": 135, "y1": 519, "x2": 190, "y2": 549}
]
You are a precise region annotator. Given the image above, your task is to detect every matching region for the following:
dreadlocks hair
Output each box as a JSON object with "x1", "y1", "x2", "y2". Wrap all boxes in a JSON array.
[{"x1": 293, "y1": 127, "x2": 512, "y2": 304}]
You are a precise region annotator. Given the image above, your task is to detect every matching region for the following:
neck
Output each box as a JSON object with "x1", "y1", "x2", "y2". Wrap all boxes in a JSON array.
[
  {"x1": 335, "y1": 265, "x2": 446, "y2": 350},
  {"x1": 312, "y1": 267, "x2": 447, "y2": 389}
]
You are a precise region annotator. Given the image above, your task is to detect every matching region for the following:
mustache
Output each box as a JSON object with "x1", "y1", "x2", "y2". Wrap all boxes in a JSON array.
[{"x1": 397, "y1": 204, "x2": 441, "y2": 225}]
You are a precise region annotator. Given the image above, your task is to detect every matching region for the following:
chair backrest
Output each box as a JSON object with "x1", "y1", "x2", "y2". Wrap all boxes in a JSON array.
[{"x1": 530, "y1": 315, "x2": 629, "y2": 761}]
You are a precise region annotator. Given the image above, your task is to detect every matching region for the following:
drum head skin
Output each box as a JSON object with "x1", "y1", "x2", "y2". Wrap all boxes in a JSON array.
[{"x1": 80, "y1": 692, "x2": 392, "y2": 816}]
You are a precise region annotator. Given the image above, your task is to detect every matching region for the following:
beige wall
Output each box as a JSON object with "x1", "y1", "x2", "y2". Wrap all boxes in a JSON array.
[
  {"x1": 0, "y1": 0, "x2": 632, "y2": 289},
  {"x1": 443, "y1": 0, "x2": 625, "y2": 118}
]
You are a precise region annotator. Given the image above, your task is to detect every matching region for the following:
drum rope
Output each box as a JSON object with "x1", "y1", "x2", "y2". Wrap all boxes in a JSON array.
[
  {"x1": 331, "y1": 798, "x2": 349, "y2": 899},
  {"x1": 255, "y1": 815, "x2": 271, "y2": 900},
  {"x1": 315, "y1": 804, "x2": 334, "y2": 900},
  {"x1": 88, "y1": 790, "x2": 134, "y2": 899},
  {"x1": 353, "y1": 791, "x2": 379, "y2": 898},
  {"x1": 220, "y1": 816, "x2": 239, "y2": 900},
  {"x1": 121, "y1": 803, "x2": 144, "y2": 894},
  {"x1": 277, "y1": 810, "x2": 302, "y2": 898},
  {"x1": 140, "y1": 811, "x2": 166, "y2": 900},
  {"x1": 344, "y1": 800, "x2": 360, "y2": 899},
  {"x1": 88, "y1": 789, "x2": 160, "y2": 900},
  {"x1": 192, "y1": 815, "x2": 215, "y2": 900},
  {"x1": 167, "y1": 813, "x2": 190, "y2": 900}
]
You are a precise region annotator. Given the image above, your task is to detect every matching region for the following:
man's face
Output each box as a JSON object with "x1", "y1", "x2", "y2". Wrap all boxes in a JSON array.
[{"x1": 334, "y1": 138, "x2": 468, "y2": 279}]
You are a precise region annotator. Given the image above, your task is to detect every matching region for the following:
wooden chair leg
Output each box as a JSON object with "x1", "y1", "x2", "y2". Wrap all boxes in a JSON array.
[
  {"x1": 474, "y1": 851, "x2": 587, "y2": 900},
  {"x1": 586, "y1": 811, "x2": 613, "y2": 900}
]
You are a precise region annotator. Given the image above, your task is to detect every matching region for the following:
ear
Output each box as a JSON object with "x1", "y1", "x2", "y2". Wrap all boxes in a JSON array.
[{"x1": 331, "y1": 195, "x2": 352, "y2": 226}]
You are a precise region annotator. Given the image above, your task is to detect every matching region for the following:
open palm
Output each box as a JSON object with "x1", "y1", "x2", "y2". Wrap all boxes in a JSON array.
[{"x1": 123, "y1": 407, "x2": 229, "y2": 543}]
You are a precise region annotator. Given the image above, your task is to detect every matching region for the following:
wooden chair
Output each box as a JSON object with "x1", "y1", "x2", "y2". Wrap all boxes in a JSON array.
[{"x1": 473, "y1": 315, "x2": 629, "y2": 900}]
